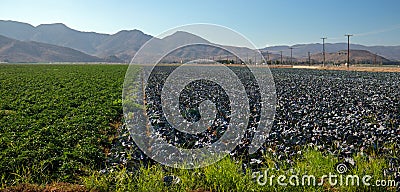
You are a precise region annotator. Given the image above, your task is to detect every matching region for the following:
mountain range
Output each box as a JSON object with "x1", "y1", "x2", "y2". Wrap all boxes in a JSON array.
[
  {"x1": 261, "y1": 44, "x2": 400, "y2": 61},
  {"x1": 0, "y1": 35, "x2": 103, "y2": 63},
  {"x1": 0, "y1": 20, "x2": 399, "y2": 63}
]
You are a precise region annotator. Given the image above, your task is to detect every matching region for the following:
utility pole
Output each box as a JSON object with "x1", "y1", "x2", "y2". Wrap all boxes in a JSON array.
[
  {"x1": 266, "y1": 51, "x2": 270, "y2": 64},
  {"x1": 254, "y1": 52, "x2": 257, "y2": 65},
  {"x1": 345, "y1": 34, "x2": 353, "y2": 68},
  {"x1": 308, "y1": 51, "x2": 311, "y2": 65},
  {"x1": 280, "y1": 51, "x2": 283, "y2": 65},
  {"x1": 289, "y1": 47, "x2": 294, "y2": 65},
  {"x1": 321, "y1": 37, "x2": 327, "y2": 67}
]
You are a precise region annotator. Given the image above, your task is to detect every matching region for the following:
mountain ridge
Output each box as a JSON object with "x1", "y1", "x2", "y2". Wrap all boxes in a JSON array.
[
  {"x1": 0, "y1": 20, "x2": 399, "y2": 63},
  {"x1": 0, "y1": 35, "x2": 104, "y2": 63},
  {"x1": 261, "y1": 43, "x2": 400, "y2": 61}
]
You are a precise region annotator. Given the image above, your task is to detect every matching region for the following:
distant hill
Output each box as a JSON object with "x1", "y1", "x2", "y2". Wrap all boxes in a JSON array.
[
  {"x1": 95, "y1": 30, "x2": 153, "y2": 61},
  {"x1": 261, "y1": 43, "x2": 400, "y2": 61},
  {"x1": 0, "y1": 20, "x2": 399, "y2": 63},
  {"x1": 0, "y1": 20, "x2": 151, "y2": 61},
  {"x1": 0, "y1": 35, "x2": 103, "y2": 63},
  {"x1": 0, "y1": 20, "x2": 109, "y2": 55},
  {"x1": 296, "y1": 50, "x2": 390, "y2": 65}
]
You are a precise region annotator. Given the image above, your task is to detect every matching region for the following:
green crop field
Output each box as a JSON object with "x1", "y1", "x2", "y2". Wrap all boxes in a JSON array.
[
  {"x1": 0, "y1": 64, "x2": 129, "y2": 185},
  {"x1": 0, "y1": 64, "x2": 398, "y2": 192}
]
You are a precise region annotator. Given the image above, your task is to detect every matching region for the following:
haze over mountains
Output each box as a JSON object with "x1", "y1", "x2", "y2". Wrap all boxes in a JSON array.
[{"x1": 0, "y1": 20, "x2": 399, "y2": 63}]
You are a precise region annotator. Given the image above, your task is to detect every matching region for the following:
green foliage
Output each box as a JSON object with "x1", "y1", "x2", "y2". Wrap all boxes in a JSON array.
[
  {"x1": 82, "y1": 150, "x2": 396, "y2": 191},
  {"x1": 0, "y1": 64, "x2": 133, "y2": 184}
]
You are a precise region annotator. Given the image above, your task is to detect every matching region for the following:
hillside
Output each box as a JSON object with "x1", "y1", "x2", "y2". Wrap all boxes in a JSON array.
[
  {"x1": 0, "y1": 35, "x2": 103, "y2": 63},
  {"x1": 303, "y1": 50, "x2": 391, "y2": 64},
  {"x1": 261, "y1": 43, "x2": 400, "y2": 61},
  {"x1": 0, "y1": 20, "x2": 151, "y2": 60},
  {"x1": 0, "y1": 20, "x2": 399, "y2": 63}
]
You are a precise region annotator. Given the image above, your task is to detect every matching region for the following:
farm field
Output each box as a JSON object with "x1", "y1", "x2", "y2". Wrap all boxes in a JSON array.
[
  {"x1": 0, "y1": 64, "x2": 129, "y2": 184},
  {"x1": 0, "y1": 64, "x2": 399, "y2": 191}
]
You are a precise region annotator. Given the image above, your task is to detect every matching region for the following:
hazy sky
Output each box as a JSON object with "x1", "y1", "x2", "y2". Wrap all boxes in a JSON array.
[{"x1": 1, "y1": 0, "x2": 400, "y2": 48}]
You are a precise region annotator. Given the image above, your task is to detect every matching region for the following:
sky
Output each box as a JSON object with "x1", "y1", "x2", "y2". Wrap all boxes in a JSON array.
[{"x1": 1, "y1": 0, "x2": 400, "y2": 48}]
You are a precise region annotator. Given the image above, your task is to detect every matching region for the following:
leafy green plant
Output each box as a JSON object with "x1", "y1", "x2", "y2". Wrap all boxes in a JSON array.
[{"x1": 0, "y1": 64, "x2": 133, "y2": 184}]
